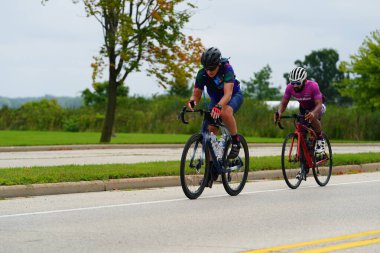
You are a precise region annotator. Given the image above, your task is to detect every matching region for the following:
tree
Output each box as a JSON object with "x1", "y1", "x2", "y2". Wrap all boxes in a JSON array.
[
  {"x1": 166, "y1": 75, "x2": 192, "y2": 97},
  {"x1": 167, "y1": 83, "x2": 192, "y2": 97},
  {"x1": 242, "y1": 65, "x2": 281, "y2": 100},
  {"x1": 82, "y1": 81, "x2": 129, "y2": 107},
  {"x1": 285, "y1": 49, "x2": 344, "y2": 103},
  {"x1": 44, "y1": 0, "x2": 204, "y2": 142},
  {"x1": 337, "y1": 30, "x2": 380, "y2": 110}
]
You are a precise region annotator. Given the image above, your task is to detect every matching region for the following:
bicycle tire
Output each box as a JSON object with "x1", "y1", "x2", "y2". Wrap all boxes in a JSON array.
[
  {"x1": 221, "y1": 135, "x2": 249, "y2": 196},
  {"x1": 281, "y1": 132, "x2": 302, "y2": 189},
  {"x1": 312, "y1": 133, "x2": 333, "y2": 186},
  {"x1": 180, "y1": 133, "x2": 209, "y2": 199}
]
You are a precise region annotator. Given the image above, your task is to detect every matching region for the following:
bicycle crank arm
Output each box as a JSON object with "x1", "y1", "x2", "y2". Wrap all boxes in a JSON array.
[{"x1": 226, "y1": 164, "x2": 242, "y2": 173}]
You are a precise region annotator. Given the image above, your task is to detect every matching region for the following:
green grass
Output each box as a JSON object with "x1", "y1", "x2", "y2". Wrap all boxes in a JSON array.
[
  {"x1": 0, "y1": 130, "x2": 285, "y2": 146},
  {"x1": 0, "y1": 152, "x2": 379, "y2": 186},
  {"x1": 1, "y1": 130, "x2": 378, "y2": 146},
  {"x1": 0, "y1": 131, "x2": 187, "y2": 146}
]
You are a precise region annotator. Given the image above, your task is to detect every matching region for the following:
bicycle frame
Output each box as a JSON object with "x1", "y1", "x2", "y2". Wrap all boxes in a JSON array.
[
  {"x1": 290, "y1": 121, "x2": 317, "y2": 169},
  {"x1": 200, "y1": 112, "x2": 233, "y2": 174},
  {"x1": 179, "y1": 107, "x2": 249, "y2": 198},
  {"x1": 276, "y1": 112, "x2": 333, "y2": 188},
  {"x1": 277, "y1": 113, "x2": 329, "y2": 168},
  {"x1": 179, "y1": 107, "x2": 237, "y2": 174}
]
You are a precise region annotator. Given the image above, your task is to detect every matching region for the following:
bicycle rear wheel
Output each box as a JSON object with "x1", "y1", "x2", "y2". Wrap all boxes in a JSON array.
[
  {"x1": 281, "y1": 133, "x2": 303, "y2": 189},
  {"x1": 221, "y1": 135, "x2": 249, "y2": 196},
  {"x1": 180, "y1": 133, "x2": 209, "y2": 199},
  {"x1": 312, "y1": 133, "x2": 332, "y2": 186}
]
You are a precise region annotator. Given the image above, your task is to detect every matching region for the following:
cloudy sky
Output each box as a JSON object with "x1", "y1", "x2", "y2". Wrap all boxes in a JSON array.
[{"x1": 1, "y1": 0, "x2": 379, "y2": 98}]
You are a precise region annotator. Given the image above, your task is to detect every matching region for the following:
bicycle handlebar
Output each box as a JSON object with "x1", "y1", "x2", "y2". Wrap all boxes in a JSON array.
[
  {"x1": 178, "y1": 106, "x2": 204, "y2": 124},
  {"x1": 178, "y1": 106, "x2": 223, "y2": 126},
  {"x1": 274, "y1": 112, "x2": 305, "y2": 130}
]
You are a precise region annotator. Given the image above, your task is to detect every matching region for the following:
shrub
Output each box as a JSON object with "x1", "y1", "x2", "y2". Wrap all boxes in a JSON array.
[{"x1": 1, "y1": 96, "x2": 379, "y2": 141}]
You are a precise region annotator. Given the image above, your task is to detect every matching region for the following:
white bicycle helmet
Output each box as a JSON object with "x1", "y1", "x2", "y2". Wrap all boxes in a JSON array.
[{"x1": 289, "y1": 67, "x2": 307, "y2": 83}]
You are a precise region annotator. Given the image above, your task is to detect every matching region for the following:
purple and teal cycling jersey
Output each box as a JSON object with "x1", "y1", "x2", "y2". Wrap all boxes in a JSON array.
[
  {"x1": 283, "y1": 80, "x2": 323, "y2": 111},
  {"x1": 194, "y1": 62, "x2": 241, "y2": 103}
]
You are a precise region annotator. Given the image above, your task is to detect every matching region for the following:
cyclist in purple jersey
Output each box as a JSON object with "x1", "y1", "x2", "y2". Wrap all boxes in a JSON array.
[
  {"x1": 186, "y1": 47, "x2": 244, "y2": 160},
  {"x1": 275, "y1": 67, "x2": 326, "y2": 154}
]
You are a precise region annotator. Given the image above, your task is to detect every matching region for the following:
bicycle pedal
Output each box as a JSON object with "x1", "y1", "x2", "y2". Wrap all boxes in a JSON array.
[{"x1": 296, "y1": 171, "x2": 307, "y2": 181}]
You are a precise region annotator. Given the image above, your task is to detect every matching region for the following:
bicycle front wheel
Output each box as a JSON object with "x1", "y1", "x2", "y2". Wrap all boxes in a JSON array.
[
  {"x1": 312, "y1": 133, "x2": 332, "y2": 186},
  {"x1": 180, "y1": 133, "x2": 209, "y2": 199},
  {"x1": 281, "y1": 133, "x2": 302, "y2": 189},
  {"x1": 221, "y1": 135, "x2": 249, "y2": 196}
]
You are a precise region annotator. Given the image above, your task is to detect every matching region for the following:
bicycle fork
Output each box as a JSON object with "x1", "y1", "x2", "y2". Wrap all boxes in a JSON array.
[
  {"x1": 290, "y1": 135, "x2": 310, "y2": 181},
  {"x1": 189, "y1": 141, "x2": 203, "y2": 173}
]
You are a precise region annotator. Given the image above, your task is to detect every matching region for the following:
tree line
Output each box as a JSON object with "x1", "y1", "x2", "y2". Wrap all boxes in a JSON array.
[
  {"x1": 0, "y1": 95, "x2": 82, "y2": 109},
  {"x1": 1, "y1": 95, "x2": 379, "y2": 141}
]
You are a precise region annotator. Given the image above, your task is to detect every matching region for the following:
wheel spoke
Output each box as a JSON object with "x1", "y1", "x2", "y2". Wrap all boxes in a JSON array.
[
  {"x1": 180, "y1": 134, "x2": 208, "y2": 199},
  {"x1": 222, "y1": 135, "x2": 249, "y2": 196},
  {"x1": 312, "y1": 133, "x2": 332, "y2": 186},
  {"x1": 282, "y1": 133, "x2": 302, "y2": 189}
]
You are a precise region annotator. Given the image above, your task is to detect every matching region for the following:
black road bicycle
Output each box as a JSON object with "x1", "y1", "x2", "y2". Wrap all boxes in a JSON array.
[{"x1": 178, "y1": 107, "x2": 249, "y2": 199}]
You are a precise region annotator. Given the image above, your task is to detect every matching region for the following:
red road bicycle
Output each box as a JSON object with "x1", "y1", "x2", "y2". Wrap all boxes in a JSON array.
[{"x1": 275, "y1": 113, "x2": 333, "y2": 189}]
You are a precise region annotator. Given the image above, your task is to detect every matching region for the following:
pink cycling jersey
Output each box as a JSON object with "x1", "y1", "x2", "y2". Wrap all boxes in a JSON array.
[{"x1": 283, "y1": 80, "x2": 323, "y2": 110}]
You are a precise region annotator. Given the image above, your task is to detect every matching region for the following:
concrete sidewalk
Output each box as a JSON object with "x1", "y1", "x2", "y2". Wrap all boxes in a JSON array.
[
  {"x1": 1, "y1": 142, "x2": 379, "y2": 152},
  {"x1": 1, "y1": 163, "x2": 379, "y2": 198}
]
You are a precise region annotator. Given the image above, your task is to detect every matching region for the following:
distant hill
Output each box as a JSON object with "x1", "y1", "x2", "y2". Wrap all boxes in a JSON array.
[{"x1": 0, "y1": 95, "x2": 83, "y2": 109}]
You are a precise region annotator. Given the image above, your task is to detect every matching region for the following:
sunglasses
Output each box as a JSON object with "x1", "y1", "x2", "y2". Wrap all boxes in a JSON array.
[
  {"x1": 205, "y1": 65, "x2": 218, "y2": 71},
  {"x1": 291, "y1": 81, "x2": 302, "y2": 86}
]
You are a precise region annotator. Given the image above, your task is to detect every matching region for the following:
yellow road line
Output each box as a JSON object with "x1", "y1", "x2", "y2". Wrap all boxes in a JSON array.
[
  {"x1": 245, "y1": 229, "x2": 380, "y2": 253},
  {"x1": 295, "y1": 236, "x2": 380, "y2": 253}
]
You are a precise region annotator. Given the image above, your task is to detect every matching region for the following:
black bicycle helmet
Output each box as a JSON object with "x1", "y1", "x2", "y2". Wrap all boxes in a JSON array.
[{"x1": 201, "y1": 47, "x2": 221, "y2": 69}]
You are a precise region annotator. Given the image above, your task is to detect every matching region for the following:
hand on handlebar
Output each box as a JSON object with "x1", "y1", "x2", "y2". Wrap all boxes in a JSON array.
[
  {"x1": 211, "y1": 105, "x2": 222, "y2": 119},
  {"x1": 305, "y1": 111, "x2": 315, "y2": 122},
  {"x1": 186, "y1": 100, "x2": 196, "y2": 111},
  {"x1": 274, "y1": 111, "x2": 281, "y2": 124},
  {"x1": 274, "y1": 111, "x2": 285, "y2": 129}
]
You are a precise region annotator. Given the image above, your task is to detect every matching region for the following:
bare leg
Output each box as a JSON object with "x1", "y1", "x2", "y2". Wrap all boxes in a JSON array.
[
  {"x1": 220, "y1": 105, "x2": 237, "y2": 135},
  {"x1": 310, "y1": 117, "x2": 322, "y2": 137}
]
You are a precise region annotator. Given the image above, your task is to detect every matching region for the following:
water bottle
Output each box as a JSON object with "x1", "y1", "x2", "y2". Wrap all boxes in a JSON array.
[
  {"x1": 218, "y1": 134, "x2": 226, "y2": 158},
  {"x1": 210, "y1": 133, "x2": 220, "y2": 158}
]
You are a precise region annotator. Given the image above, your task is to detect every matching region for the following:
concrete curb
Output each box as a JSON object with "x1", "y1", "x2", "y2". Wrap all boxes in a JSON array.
[{"x1": 1, "y1": 163, "x2": 379, "y2": 198}]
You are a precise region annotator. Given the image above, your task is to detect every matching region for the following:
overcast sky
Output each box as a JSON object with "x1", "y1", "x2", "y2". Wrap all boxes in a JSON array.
[{"x1": 1, "y1": 0, "x2": 379, "y2": 98}]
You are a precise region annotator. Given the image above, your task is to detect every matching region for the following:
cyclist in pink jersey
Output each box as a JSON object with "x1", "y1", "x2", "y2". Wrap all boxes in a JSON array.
[{"x1": 275, "y1": 67, "x2": 326, "y2": 154}]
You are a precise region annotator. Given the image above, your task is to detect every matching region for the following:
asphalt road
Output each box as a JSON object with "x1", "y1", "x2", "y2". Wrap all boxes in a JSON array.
[
  {"x1": 0, "y1": 172, "x2": 379, "y2": 252},
  {"x1": 0, "y1": 143, "x2": 380, "y2": 168}
]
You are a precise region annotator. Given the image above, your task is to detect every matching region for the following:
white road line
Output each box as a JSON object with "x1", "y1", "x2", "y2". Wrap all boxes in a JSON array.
[
  {"x1": 1, "y1": 179, "x2": 380, "y2": 219},
  {"x1": 0, "y1": 197, "x2": 188, "y2": 219}
]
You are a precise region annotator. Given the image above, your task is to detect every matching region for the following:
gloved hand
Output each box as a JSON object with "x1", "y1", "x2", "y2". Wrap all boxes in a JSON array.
[{"x1": 211, "y1": 104, "x2": 222, "y2": 119}]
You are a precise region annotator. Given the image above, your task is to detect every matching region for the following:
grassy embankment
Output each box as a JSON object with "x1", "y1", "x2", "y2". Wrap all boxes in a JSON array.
[
  {"x1": 1, "y1": 130, "x2": 379, "y2": 146},
  {"x1": 0, "y1": 130, "x2": 283, "y2": 146},
  {"x1": 0, "y1": 153, "x2": 379, "y2": 186}
]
